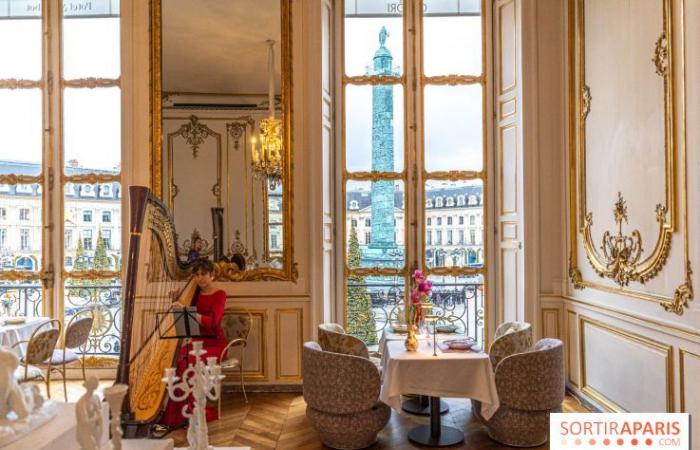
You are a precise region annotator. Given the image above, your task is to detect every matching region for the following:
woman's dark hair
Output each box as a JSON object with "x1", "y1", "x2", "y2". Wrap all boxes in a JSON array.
[
  {"x1": 191, "y1": 257, "x2": 214, "y2": 274},
  {"x1": 231, "y1": 253, "x2": 246, "y2": 271}
]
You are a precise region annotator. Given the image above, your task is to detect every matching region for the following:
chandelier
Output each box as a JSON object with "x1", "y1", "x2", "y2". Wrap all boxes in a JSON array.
[{"x1": 251, "y1": 40, "x2": 284, "y2": 190}]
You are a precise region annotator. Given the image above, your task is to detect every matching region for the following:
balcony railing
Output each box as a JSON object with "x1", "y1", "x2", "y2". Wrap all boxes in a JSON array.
[
  {"x1": 0, "y1": 282, "x2": 122, "y2": 356},
  {"x1": 347, "y1": 281, "x2": 485, "y2": 346}
]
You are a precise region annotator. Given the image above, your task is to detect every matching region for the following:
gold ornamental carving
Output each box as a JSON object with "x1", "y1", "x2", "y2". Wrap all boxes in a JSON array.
[
  {"x1": 0, "y1": 174, "x2": 42, "y2": 184},
  {"x1": 581, "y1": 85, "x2": 591, "y2": 120},
  {"x1": 582, "y1": 193, "x2": 671, "y2": 288},
  {"x1": 343, "y1": 75, "x2": 403, "y2": 85},
  {"x1": 422, "y1": 74, "x2": 483, "y2": 85},
  {"x1": 174, "y1": 115, "x2": 215, "y2": 158},
  {"x1": 663, "y1": 262, "x2": 694, "y2": 315},
  {"x1": 653, "y1": 32, "x2": 669, "y2": 77},
  {"x1": 63, "y1": 173, "x2": 120, "y2": 184}
]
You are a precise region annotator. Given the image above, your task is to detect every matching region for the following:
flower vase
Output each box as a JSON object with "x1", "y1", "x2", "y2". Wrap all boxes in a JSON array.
[{"x1": 404, "y1": 324, "x2": 418, "y2": 352}]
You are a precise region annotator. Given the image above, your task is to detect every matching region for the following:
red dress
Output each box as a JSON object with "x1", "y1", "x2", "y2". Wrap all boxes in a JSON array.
[{"x1": 161, "y1": 289, "x2": 227, "y2": 426}]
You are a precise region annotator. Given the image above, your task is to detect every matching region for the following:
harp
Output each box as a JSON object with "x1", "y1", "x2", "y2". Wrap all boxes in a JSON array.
[{"x1": 116, "y1": 186, "x2": 196, "y2": 436}]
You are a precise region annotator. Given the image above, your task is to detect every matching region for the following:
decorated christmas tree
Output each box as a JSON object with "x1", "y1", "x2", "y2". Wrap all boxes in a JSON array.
[
  {"x1": 93, "y1": 230, "x2": 111, "y2": 271},
  {"x1": 346, "y1": 225, "x2": 377, "y2": 345}
]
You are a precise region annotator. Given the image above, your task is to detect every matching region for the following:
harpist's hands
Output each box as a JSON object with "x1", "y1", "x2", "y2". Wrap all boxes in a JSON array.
[{"x1": 172, "y1": 301, "x2": 184, "y2": 309}]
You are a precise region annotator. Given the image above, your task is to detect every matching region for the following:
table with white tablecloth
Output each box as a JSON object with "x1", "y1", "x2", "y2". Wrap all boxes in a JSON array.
[
  {"x1": 0, "y1": 316, "x2": 51, "y2": 353},
  {"x1": 380, "y1": 339, "x2": 499, "y2": 446}
]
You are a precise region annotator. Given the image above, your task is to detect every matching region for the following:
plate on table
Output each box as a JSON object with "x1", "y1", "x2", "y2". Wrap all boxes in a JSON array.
[
  {"x1": 3, "y1": 316, "x2": 26, "y2": 325},
  {"x1": 442, "y1": 337, "x2": 475, "y2": 350},
  {"x1": 391, "y1": 324, "x2": 408, "y2": 334},
  {"x1": 435, "y1": 323, "x2": 458, "y2": 333}
]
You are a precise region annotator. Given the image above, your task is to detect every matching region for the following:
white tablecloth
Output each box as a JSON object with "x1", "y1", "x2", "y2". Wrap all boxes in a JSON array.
[
  {"x1": 379, "y1": 340, "x2": 499, "y2": 420},
  {"x1": 0, "y1": 317, "x2": 51, "y2": 353}
]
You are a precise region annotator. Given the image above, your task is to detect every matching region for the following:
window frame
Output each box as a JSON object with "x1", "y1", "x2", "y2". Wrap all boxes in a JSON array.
[{"x1": 337, "y1": 0, "x2": 491, "y2": 344}]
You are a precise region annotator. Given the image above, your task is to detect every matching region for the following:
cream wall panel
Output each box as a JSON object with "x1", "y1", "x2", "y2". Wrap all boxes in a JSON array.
[
  {"x1": 679, "y1": 350, "x2": 700, "y2": 437},
  {"x1": 275, "y1": 308, "x2": 303, "y2": 381},
  {"x1": 500, "y1": 248, "x2": 518, "y2": 323},
  {"x1": 499, "y1": 125, "x2": 517, "y2": 216},
  {"x1": 580, "y1": 316, "x2": 672, "y2": 412},
  {"x1": 498, "y1": 1, "x2": 517, "y2": 94},
  {"x1": 541, "y1": 308, "x2": 560, "y2": 339}
]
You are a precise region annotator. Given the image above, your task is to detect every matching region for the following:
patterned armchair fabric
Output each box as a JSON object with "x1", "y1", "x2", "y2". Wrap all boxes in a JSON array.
[
  {"x1": 303, "y1": 342, "x2": 390, "y2": 449},
  {"x1": 318, "y1": 323, "x2": 370, "y2": 360},
  {"x1": 488, "y1": 321, "x2": 533, "y2": 368},
  {"x1": 474, "y1": 338, "x2": 565, "y2": 447}
]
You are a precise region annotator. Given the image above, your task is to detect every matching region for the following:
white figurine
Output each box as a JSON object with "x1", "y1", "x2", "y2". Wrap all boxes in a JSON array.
[
  {"x1": 76, "y1": 375, "x2": 103, "y2": 450},
  {"x1": 0, "y1": 351, "x2": 29, "y2": 421}
]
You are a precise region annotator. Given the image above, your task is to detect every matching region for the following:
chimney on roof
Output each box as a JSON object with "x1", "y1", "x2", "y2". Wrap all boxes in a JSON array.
[{"x1": 67, "y1": 159, "x2": 79, "y2": 168}]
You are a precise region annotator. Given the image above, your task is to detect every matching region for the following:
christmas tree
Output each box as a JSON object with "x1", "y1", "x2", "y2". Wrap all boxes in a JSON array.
[
  {"x1": 67, "y1": 232, "x2": 90, "y2": 295},
  {"x1": 93, "y1": 230, "x2": 111, "y2": 271},
  {"x1": 346, "y1": 225, "x2": 377, "y2": 345}
]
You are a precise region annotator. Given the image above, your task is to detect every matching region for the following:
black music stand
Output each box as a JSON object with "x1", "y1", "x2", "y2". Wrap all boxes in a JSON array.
[{"x1": 156, "y1": 307, "x2": 216, "y2": 341}]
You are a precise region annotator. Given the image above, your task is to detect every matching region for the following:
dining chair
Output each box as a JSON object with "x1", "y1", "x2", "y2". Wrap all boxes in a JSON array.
[
  {"x1": 49, "y1": 309, "x2": 94, "y2": 401},
  {"x1": 317, "y1": 323, "x2": 382, "y2": 369},
  {"x1": 473, "y1": 338, "x2": 565, "y2": 446},
  {"x1": 488, "y1": 321, "x2": 532, "y2": 368},
  {"x1": 219, "y1": 309, "x2": 253, "y2": 415},
  {"x1": 303, "y1": 341, "x2": 390, "y2": 449},
  {"x1": 12, "y1": 319, "x2": 61, "y2": 399}
]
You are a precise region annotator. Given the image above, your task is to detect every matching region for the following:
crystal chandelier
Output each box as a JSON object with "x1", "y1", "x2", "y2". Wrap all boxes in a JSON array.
[{"x1": 251, "y1": 40, "x2": 283, "y2": 190}]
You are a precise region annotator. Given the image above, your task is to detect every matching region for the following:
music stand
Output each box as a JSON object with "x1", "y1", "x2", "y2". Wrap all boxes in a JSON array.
[{"x1": 156, "y1": 307, "x2": 216, "y2": 341}]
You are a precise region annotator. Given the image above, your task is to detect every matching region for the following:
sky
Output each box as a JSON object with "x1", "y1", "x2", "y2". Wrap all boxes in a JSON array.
[
  {"x1": 344, "y1": 15, "x2": 484, "y2": 174},
  {"x1": 0, "y1": 16, "x2": 121, "y2": 173}
]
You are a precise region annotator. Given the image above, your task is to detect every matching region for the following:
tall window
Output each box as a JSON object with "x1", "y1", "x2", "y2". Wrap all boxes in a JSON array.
[
  {"x1": 0, "y1": 229, "x2": 6, "y2": 249},
  {"x1": 0, "y1": 1, "x2": 122, "y2": 356},
  {"x1": 341, "y1": 0, "x2": 487, "y2": 345}
]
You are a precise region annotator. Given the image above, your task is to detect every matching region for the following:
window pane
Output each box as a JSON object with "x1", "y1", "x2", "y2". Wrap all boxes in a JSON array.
[
  {"x1": 0, "y1": 184, "x2": 42, "y2": 272},
  {"x1": 0, "y1": 89, "x2": 42, "y2": 175},
  {"x1": 64, "y1": 278, "x2": 121, "y2": 355},
  {"x1": 62, "y1": 15, "x2": 120, "y2": 79},
  {"x1": 346, "y1": 180, "x2": 404, "y2": 268},
  {"x1": 424, "y1": 84, "x2": 483, "y2": 171},
  {"x1": 426, "y1": 274, "x2": 484, "y2": 345},
  {"x1": 0, "y1": 16, "x2": 41, "y2": 79},
  {"x1": 64, "y1": 182, "x2": 122, "y2": 272},
  {"x1": 63, "y1": 87, "x2": 121, "y2": 173},
  {"x1": 346, "y1": 274, "x2": 405, "y2": 346},
  {"x1": 346, "y1": 84, "x2": 404, "y2": 172},
  {"x1": 423, "y1": 14, "x2": 481, "y2": 76},
  {"x1": 425, "y1": 179, "x2": 483, "y2": 268},
  {"x1": 0, "y1": 281, "x2": 42, "y2": 318},
  {"x1": 344, "y1": 15, "x2": 403, "y2": 77}
]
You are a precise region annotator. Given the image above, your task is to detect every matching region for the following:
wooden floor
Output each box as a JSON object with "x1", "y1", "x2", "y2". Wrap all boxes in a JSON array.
[{"x1": 49, "y1": 382, "x2": 587, "y2": 449}]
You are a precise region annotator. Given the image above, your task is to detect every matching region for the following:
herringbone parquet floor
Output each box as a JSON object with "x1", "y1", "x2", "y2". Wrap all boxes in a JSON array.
[{"x1": 169, "y1": 392, "x2": 588, "y2": 450}]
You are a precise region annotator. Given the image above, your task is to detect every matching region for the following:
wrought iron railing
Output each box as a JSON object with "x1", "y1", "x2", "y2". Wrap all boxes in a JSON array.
[
  {"x1": 0, "y1": 282, "x2": 122, "y2": 356},
  {"x1": 346, "y1": 281, "x2": 485, "y2": 345}
]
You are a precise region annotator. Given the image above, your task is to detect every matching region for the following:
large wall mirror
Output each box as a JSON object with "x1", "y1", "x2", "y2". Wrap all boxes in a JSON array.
[{"x1": 150, "y1": 0, "x2": 295, "y2": 281}]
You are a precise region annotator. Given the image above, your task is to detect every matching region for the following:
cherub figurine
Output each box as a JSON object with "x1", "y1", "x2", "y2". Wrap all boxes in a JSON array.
[{"x1": 76, "y1": 375, "x2": 103, "y2": 450}]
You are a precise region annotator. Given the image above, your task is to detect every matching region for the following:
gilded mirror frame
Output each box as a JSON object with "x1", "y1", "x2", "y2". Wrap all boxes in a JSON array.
[
  {"x1": 567, "y1": 0, "x2": 692, "y2": 314},
  {"x1": 149, "y1": 0, "x2": 297, "y2": 282}
]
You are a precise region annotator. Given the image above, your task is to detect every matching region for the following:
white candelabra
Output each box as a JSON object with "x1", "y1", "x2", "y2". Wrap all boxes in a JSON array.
[
  {"x1": 102, "y1": 384, "x2": 128, "y2": 450},
  {"x1": 162, "y1": 341, "x2": 225, "y2": 450}
]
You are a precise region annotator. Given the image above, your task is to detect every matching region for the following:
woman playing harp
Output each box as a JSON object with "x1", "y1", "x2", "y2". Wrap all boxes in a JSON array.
[{"x1": 161, "y1": 258, "x2": 227, "y2": 426}]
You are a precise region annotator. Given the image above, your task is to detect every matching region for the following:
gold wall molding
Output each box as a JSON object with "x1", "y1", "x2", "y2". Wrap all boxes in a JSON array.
[
  {"x1": 566, "y1": 310, "x2": 579, "y2": 387},
  {"x1": 150, "y1": 0, "x2": 296, "y2": 283},
  {"x1": 578, "y1": 315, "x2": 673, "y2": 412},
  {"x1": 567, "y1": 0, "x2": 692, "y2": 314}
]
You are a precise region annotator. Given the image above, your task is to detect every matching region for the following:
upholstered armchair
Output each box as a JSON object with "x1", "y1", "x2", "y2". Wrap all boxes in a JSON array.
[
  {"x1": 488, "y1": 321, "x2": 533, "y2": 368},
  {"x1": 303, "y1": 342, "x2": 390, "y2": 449},
  {"x1": 317, "y1": 323, "x2": 381, "y2": 369},
  {"x1": 474, "y1": 338, "x2": 565, "y2": 447}
]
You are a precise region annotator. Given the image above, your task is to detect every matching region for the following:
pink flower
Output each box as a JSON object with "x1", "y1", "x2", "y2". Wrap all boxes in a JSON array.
[
  {"x1": 418, "y1": 280, "x2": 433, "y2": 294},
  {"x1": 413, "y1": 270, "x2": 424, "y2": 281}
]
